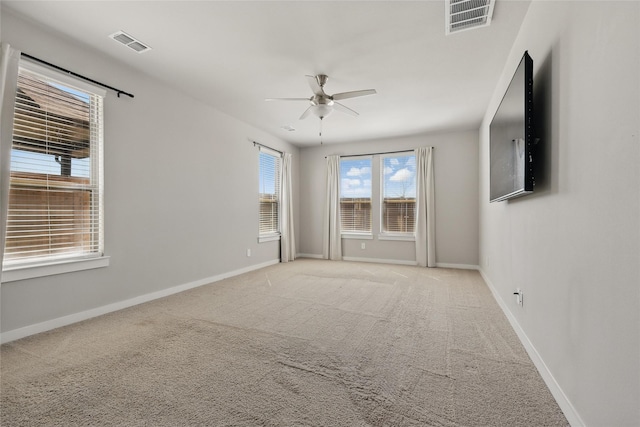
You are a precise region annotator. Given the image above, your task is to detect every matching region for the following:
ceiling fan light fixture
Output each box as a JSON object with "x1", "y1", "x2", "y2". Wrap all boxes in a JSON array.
[{"x1": 311, "y1": 104, "x2": 333, "y2": 119}]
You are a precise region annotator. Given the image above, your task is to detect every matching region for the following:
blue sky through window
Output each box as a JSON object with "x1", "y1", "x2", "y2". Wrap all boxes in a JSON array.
[
  {"x1": 340, "y1": 154, "x2": 416, "y2": 199},
  {"x1": 51, "y1": 82, "x2": 90, "y2": 103},
  {"x1": 340, "y1": 158, "x2": 372, "y2": 198},
  {"x1": 259, "y1": 152, "x2": 277, "y2": 194},
  {"x1": 10, "y1": 149, "x2": 90, "y2": 178}
]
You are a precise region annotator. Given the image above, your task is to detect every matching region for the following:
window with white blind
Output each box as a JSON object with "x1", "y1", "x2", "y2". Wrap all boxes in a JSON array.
[
  {"x1": 340, "y1": 157, "x2": 372, "y2": 234},
  {"x1": 258, "y1": 148, "x2": 281, "y2": 240},
  {"x1": 381, "y1": 153, "x2": 416, "y2": 235},
  {"x1": 3, "y1": 62, "x2": 106, "y2": 274}
]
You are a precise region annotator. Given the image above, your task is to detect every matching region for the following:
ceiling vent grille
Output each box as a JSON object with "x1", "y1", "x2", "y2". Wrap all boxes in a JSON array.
[
  {"x1": 445, "y1": 0, "x2": 495, "y2": 35},
  {"x1": 109, "y1": 31, "x2": 151, "y2": 53}
]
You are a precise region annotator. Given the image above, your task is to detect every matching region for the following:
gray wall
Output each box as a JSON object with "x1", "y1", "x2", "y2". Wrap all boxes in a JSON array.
[
  {"x1": 298, "y1": 130, "x2": 479, "y2": 267},
  {"x1": 1, "y1": 10, "x2": 300, "y2": 333},
  {"x1": 479, "y1": 2, "x2": 639, "y2": 426}
]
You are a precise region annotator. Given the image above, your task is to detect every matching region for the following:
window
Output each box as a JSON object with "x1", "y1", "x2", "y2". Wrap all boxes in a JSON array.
[
  {"x1": 340, "y1": 157, "x2": 372, "y2": 234},
  {"x1": 381, "y1": 153, "x2": 416, "y2": 234},
  {"x1": 258, "y1": 148, "x2": 281, "y2": 239},
  {"x1": 3, "y1": 63, "x2": 105, "y2": 273}
]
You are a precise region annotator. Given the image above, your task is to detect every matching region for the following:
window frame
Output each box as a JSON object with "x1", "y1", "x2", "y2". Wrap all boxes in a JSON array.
[
  {"x1": 1, "y1": 60, "x2": 109, "y2": 282},
  {"x1": 379, "y1": 152, "x2": 417, "y2": 241},
  {"x1": 257, "y1": 147, "x2": 281, "y2": 243},
  {"x1": 339, "y1": 156, "x2": 373, "y2": 237}
]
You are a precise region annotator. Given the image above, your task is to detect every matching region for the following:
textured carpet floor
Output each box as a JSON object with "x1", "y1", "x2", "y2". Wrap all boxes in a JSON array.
[{"x1": 1, "y1": 259, "x2": 568, "y2": 426}]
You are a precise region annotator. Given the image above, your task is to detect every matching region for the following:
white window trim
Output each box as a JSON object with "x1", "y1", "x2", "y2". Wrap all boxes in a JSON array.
[
  {"x1": 21, "y1": 59, "x2": 107, "y2": 98},
  {"x1": 1, "y1": 256, "x2": 110, "y2": 283},
  {"x1": 258, "y1": 147, "x2": 281, "y2": 239},
  {"x1": 341, "y1": 233, "x2": 374, "y2": 240},
  {"x1": 258, "y1": 146, "x2": 281, "y2": 158},
  {"x1": 2, "y1": 60, "x2": 108, "y2": 280},
  {"x1": 378, "y1": 233, "x2": 416, "y2": 242}
]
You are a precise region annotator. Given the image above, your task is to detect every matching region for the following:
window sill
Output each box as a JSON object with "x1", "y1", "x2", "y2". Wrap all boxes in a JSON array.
[
  {"x1": 378, "y1": 234, "x2": 415, "y2": 242},
  {"x1": 258, "y1": 233, "x2": 281, "y2": 243},
  {"x1": 341, "y1": 233, "x2": 374, "y2": 240},
  {"x1": 1, "y1": 256, "x2": 110, "y2": 283}
]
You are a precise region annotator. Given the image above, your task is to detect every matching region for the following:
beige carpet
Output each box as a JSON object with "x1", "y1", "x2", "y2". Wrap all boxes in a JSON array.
[{"x1": 1, "y1": 259, "x2": 568, "y2": 426}]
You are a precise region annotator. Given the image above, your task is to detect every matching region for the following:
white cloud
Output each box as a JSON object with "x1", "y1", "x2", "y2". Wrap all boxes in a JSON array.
[
  {"x1": 390, "y1": 168, "x2": 413, "y2": 182},
  {"x1": 384, "y1": 166, "x2": 393, "y2": 175},
  {"x1": 390, "y1": 158, "x2": 400, "y2": 166},
  {"x1": 346, "y1": 167, "x2": 370, "y2": 177},
  {"x1": 341, "y1": 176, "x2": 371, "y2": 198}
]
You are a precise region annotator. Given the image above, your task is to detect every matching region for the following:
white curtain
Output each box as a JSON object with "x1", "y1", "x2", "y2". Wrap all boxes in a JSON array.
[
  {"x1": 280, "y1": 152, "x2": 296, "y2": 262},
  {"x1": 322, "y1": 155, "x2": 342, "y2": 260},
  {"x1": 0, "y1": 44, "x2": 21, "y2": 280},
  {"x1": 415, "y1": 147, "x2": 435, "y2": 267}
]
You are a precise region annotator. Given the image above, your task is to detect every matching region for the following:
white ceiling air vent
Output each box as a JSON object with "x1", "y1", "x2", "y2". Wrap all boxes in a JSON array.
[
  {"x1": 109, "y1": 31, "x2": 151, "y2": 53},
  {"x1": 445, "y1": 0, "x2": 495, "y2": 35}
]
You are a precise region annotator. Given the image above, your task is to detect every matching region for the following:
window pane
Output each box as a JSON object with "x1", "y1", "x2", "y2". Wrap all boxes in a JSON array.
[
  {"x1": 259, "y1": 151, "x2": 280, "y2": 234},
  {"x1": 340, "y1": 157, "x2": 372, "y2": 233},
  {"x1": 382, "y1": 154, "x2": 416, "y2": 233},
  {"x1": 4, "y1": 66, "x2": 104, "y2": 266}
]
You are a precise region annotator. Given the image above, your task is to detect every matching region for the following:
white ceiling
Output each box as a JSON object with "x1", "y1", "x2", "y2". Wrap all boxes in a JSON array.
[{"x1": 3, "y1": 0, "x2": 531, "y2": 147}]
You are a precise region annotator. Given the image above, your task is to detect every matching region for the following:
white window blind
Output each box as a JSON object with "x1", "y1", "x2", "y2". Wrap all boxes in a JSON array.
[
  {"x1": 3, "y1": 64, "x2": 105, "y2": 268},
  {"x1": 382, "y1": 153, "x2": 416, "y2": 234},
  {"x1": 258, "y1": 148, "x2": 281, "y2": 235},
  {"x1": 340, "y1": 157, "x2": 372, "y2": 233}
]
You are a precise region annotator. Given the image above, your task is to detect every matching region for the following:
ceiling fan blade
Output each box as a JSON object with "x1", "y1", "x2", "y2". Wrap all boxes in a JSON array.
[
  {"x1": 306, "y1": 75, "x2": 325, "y2": 96},
  {"x1": 332, "y1": 89, "x2": 377, "y2": 101},
  {"x1": 299, "y1": 106, "x2": 312, "y2": 120},
  {"x1": 265, "y1": 97, "x2": 309, "y2": 101},
  {"x1": 333, "y1": 102, "x2": 359, "y2": 117}
]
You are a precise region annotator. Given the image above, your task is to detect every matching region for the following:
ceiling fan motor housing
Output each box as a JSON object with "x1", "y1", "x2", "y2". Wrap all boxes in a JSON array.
[{"x1": 316, "y1": 74, "x2": 329, "y2": 89}]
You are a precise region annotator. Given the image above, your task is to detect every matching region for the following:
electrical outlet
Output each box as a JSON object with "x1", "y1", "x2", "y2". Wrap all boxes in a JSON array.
[
  {"x1": 361, "y1": 243, "x2": 366, "y2": 250},
  {"x1": 514, "y1": 289, "x2": 523, "y2": 306},
  {"x1": 246, "y1": 249, "x2": 251, "y2": 257}
]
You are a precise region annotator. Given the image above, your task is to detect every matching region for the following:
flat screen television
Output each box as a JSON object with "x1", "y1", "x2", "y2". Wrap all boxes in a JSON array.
[{"x1": 489, "y1": 51, "x2": 534, "y2": 202}]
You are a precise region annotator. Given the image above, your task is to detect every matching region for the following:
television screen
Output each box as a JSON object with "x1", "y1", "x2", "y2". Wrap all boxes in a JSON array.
[{"x1": 490, "y1": 51, "x2": 534, "y2": 202}]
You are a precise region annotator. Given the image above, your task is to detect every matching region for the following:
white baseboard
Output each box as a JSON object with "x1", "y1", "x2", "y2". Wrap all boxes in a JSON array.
[
  {"x1": 479, "y1": 269, "x2": 584, "y2": 427},
  {"x1": 0, "y1": 259, "x2": 280, "y2": 344},
  {"x1": 296, "y1": 253, "x2": 323, "y2": 259},
  {"x1": 296, "y1": 255, "x2": 478, "y2": 271},
  {"x1": 342, "y1": 256, "x2": 418, "y2": 266},
  {"x1": 435, "y1": 262, "x2": 479, "y2": 270}
]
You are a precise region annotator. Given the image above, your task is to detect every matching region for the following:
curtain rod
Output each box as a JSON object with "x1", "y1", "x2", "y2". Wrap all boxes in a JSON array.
[
  {"x1": 21, "y1": 53, "x2": 135, "y2": 99},
  {"x1": 252, "y1": 140, "x2": 283, "y2": 155},
  {"x1": 325, "y1": 148, "x2": 433, "y2": 158}
]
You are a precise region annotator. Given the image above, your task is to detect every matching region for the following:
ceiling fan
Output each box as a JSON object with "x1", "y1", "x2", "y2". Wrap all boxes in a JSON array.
[{"x1": 266, "y1": 74, "x2": 377, "y2": 120}]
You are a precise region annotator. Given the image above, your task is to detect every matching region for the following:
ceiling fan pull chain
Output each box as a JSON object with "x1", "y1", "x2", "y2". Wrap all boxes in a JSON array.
[{"x1": 319, "y1": 117, "x2": 323, "y2": 144}]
